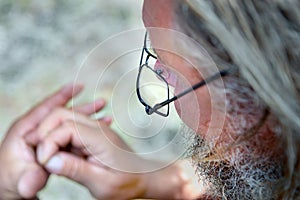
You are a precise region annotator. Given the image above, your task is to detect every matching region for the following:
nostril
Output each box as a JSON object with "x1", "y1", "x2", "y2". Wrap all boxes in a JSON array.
[
  {"x1": 161, "y1": 69, "x2": 170, "y2": 80},
  {"x1": 154, "y1": 61, "x2": 169, "y2": 77},
  {"x1": 155, "y1": 69, "x2": 163, "y2": 75}
]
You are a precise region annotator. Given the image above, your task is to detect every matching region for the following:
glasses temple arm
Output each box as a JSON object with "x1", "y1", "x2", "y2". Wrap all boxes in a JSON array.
[{"x1": 148, "y1": 68, "x2": 237, "y2": 115}]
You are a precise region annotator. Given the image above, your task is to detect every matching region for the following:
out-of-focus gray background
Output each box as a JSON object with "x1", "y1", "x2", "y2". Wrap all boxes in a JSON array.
[{"x1": 0, "y1": 0, "x2": 143, "y2": 199}]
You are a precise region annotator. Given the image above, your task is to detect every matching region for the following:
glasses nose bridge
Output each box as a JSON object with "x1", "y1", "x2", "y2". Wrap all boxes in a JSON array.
[{"x1": 145, "y1": 53, "x2": 151, "y2": 65}]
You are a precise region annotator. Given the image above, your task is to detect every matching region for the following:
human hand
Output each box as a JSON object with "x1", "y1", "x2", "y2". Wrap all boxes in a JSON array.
[
  {"x1": 34, "y1": 107, "x2": 145, "y2": 199},
  {"x1": 0, "y1": 84, "x2": 106, "y2": 199},
  {"x1": 35, "y1": 108, "x2": 204, "y2": 199}
]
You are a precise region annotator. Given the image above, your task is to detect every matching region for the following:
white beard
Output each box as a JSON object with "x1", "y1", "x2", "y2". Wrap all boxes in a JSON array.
[
  {"x1": 181, "y1": 124, "x2": 283, "y2": 199},
  {"x1": 180, "y1": 76, "x2": 285, "y2": 199}
]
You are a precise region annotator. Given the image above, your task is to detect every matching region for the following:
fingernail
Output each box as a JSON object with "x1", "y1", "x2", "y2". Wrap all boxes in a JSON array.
[
  {"x1": 37, "y1": 145, "x2": 46, "y2": 164},
  {"x1": 103, "y1": 116, "x2": 113, "y2": 124},
  {"x1": 73, "y1": 83, "x2": 84, "y2": 93},
  {"x1": 46, "y1": 155, "x2": 63, "y2": 173},
  {"x1": 61, "y1": 83, "x2": 73, "y2": 92}
]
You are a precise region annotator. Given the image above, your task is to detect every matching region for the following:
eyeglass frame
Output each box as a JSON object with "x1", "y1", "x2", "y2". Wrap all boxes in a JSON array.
[{"x1": 136, "y1": 32, "x2": 236, "y2": 117}]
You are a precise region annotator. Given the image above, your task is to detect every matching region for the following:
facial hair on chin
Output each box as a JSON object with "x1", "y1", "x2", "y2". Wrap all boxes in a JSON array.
[
  {"x1": 179, "y1": 76, "x2": 284, "y2": 199},
  {"x1": 180, "y1": 123, "x2": 283, "y2": 199}
]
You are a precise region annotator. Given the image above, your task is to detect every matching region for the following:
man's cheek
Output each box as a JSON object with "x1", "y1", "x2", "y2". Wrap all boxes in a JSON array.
[{"x1": 174, "y1": 88, "x2": 204, "y2": 134}]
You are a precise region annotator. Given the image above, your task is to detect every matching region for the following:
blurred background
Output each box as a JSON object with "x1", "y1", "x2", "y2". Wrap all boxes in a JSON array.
[
  {"x1": 0, "y1": 0, "x2": 186, "y2": 199},
  {"x1": 0, "y1": 0, "x2": 143, "y2": 199}
]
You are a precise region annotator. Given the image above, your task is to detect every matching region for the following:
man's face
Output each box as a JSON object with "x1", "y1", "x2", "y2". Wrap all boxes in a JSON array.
[
  {"x1": 142, "y1": 0, "x2": 284, "y2": 198},
  {"x1": 142, "y1": 0, "x2": 224, "y2": 138}
]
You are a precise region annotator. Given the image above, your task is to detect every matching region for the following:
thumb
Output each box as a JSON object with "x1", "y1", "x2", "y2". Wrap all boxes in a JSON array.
[{"x1": 44, "y1": 152, "x2": 99, "y2": 187}]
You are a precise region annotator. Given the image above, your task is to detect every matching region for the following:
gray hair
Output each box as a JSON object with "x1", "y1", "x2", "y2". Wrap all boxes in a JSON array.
[{"x1": 175, "y1": 0, "x2": 300, "y2": 199}]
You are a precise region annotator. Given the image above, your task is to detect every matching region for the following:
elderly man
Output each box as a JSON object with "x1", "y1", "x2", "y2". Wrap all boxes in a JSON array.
[{"x1": 0, "y1": 0, "x2": 299, "y2": 199}]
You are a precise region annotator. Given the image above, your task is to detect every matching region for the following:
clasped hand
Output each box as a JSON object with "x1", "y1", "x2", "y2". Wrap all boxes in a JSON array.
[{"x1": 0, "y1": 84, "x2": 144, "y2": 200}]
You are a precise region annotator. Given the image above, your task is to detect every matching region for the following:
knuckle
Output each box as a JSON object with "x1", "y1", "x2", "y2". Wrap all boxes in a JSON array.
[
  {"x1": 61, "y1": 120, "x2": 82, "y2": 138},
  {"x1": 69, "y1": 158, "x2": 83, "y2": 179},
  {"x1": 61, "y1": 120, "x2": 76, "y2": 132},
  {"x1": 61, "y1": 156, "x2": 83, "y2": 180},
  {"x1": 11, "y1": 117, "x2": 35, "y2": 135}
]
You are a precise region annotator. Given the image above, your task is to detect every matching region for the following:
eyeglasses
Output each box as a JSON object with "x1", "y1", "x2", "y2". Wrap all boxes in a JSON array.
[{"x1": 136, "y1": 32, "x2": 235, "y2": 117}]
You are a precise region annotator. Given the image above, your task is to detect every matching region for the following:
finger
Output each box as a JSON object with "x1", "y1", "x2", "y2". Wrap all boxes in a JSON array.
[
  {"x1": 15, "y1": 83, "x2": 83, "y2": 136},
  {"x1": 44, "y1": 152, "x2": 110, "y2": 190},
  {"x1": 18, "y1": 166, "x2": 48, "y2": 199},
  {"x1": 25, "y1": 116, "x2": 112, "y2": 146},
  {"x1": 45, "y1": 152, "x2": 145, "y2": 200},
  {"x1": 99, "y1": 116, "x2": 113, "y2": 126},
  {"x1": 24, "y1": 130, "x2": 39, "y2": 146},
  {"x1": 73, "y1": 99, "x2": 106, "y2": 115},
  {"x1": 37, "y1": 120, "x2": 130, "y2": 166},
  {"x1": 25, "y1": 109, "x2": 96, "y2": 146},
  {"x1": 36, "y1": 108, "x2": 98, "y2": 141},
  {"x1": 25, "y1": 99, "x2": 106, "y2": 145},
  {"x1": 37, "y1": 121, "x2": 99, "y2": 164}
]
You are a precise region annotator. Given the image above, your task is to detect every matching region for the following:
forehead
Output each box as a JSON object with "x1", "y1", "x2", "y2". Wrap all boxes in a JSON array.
[
  {"x1": 142, "y1": 0, "x2": 175, "y2": 29},
  {"x1": 142, "y1": 1, "x2": 211, "y2": 80}
]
